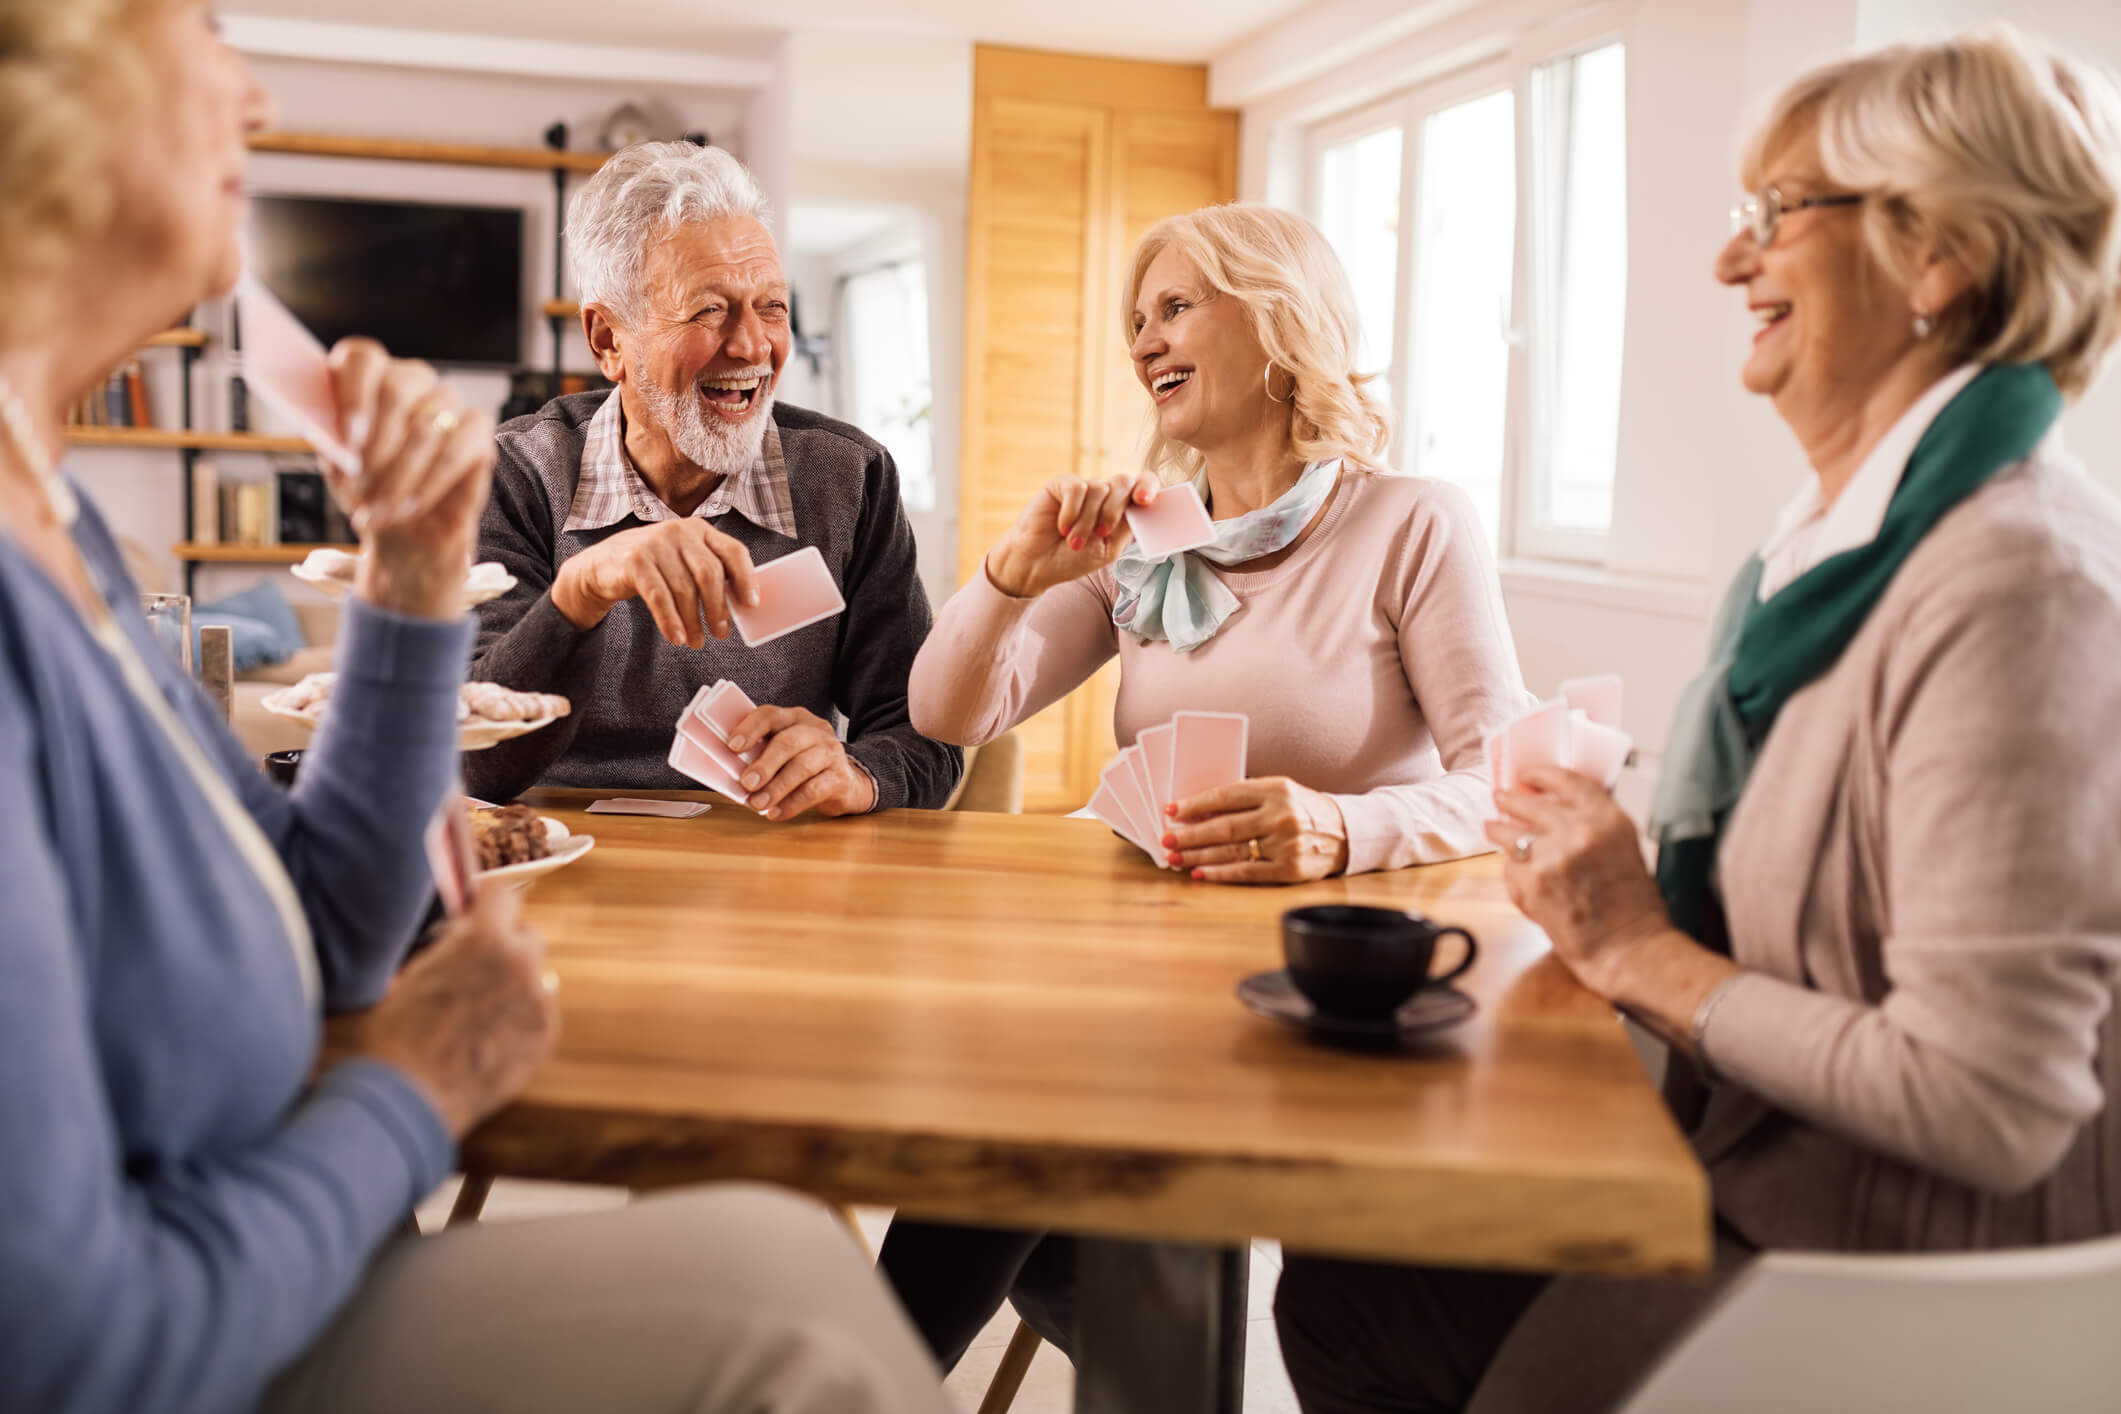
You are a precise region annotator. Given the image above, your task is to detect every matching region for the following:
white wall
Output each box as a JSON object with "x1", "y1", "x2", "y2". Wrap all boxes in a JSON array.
[{"x1": 1224, "y1": 0, "x2": 2121, "y2": 763}]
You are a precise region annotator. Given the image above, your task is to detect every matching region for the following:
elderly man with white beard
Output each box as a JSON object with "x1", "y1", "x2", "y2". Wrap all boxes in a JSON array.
[{"x1": 467, "y1": 142, "x2": 961, "y2": 814}]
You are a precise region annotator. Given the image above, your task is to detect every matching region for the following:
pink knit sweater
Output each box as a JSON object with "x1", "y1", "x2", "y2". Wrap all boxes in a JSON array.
[{"x1": 910, "y1": 470, "x2": 1528, "y2": 874}]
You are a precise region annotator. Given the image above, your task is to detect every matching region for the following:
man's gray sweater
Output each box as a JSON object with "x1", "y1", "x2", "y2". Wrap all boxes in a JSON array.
[{"x1": 464, "y1": 391, "x2": 962, "y2": 809}]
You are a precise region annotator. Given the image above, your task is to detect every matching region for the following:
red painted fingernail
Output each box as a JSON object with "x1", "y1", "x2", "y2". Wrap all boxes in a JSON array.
[
  {"x1": 1161, "y1": 834, "x2": 1176, "y2": 847},
  {"x1": 1070, "y1": 536, "x2": 1084, "y2": 550},
  {"x1": 1166, "y1": 852, "x2": 1182, "y2": 866},
  {"x1": 1190, "y1": 868, "x2": 1206, "y2": 881},
  {"x1": 1097, "y1": 526, "x2": 1111, "y2": 538},
  {"x1": 1163, "y1": 804, "x2": 1176, "y2": 817}
]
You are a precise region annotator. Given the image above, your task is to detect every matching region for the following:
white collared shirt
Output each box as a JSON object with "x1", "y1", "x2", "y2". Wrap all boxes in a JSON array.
[{"x1": 1756, "y1": 364, "x2": 1981, "y2": 600}]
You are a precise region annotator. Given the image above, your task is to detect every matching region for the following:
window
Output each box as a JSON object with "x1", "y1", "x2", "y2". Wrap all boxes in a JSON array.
[
  {"x1": 1306, "y1": 35, "x2": 1628, "y2": 563},
  {"x1": 840, "y1": 259, "x2": 935, "y2": 511}
]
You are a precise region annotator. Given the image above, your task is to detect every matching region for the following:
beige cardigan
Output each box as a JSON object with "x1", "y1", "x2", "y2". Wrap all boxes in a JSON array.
[{"x1": 1671, "y1": 438, "x2": 2121, "y2": 1252}]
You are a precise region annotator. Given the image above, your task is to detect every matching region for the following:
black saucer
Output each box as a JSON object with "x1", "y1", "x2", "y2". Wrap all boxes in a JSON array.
[{"x1": 1237, "y1": 969, "x2": 1476, "y2": 1047}]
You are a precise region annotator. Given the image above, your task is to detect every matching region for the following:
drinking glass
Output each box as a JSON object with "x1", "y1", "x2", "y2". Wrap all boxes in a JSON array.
[{"x1": 141, "y1": 592, "x2": 192, "y2": 674}]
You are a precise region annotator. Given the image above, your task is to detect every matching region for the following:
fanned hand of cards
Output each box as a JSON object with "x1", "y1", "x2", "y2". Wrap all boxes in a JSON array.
[
  {"x1": 1087, "y1": 710, "x2": 1249, "y2": 867},
  {"x1": 1485, "y1": 674, "x2": 1634, "y2": 793},
  {"x1": 667, "y1": 680, "x2": 767, "y2": 809}
]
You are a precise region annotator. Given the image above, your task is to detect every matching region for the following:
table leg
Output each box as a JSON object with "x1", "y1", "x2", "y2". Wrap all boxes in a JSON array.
[{"x1": 1072, "y1": 1239, "x2": 1248, "y2": 1414}]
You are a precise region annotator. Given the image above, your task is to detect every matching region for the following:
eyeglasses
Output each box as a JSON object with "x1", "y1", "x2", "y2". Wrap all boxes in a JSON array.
[{"x1": 1729, "y1": 186, "x2": 1865, "y2": 247}]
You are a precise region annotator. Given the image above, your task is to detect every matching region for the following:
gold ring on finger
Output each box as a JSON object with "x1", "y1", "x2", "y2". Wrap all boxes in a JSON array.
[
  {"x1": 1247, "y1": 837, "x2": 1264, "y2": 863},
  {"x1": 426, "y1": 403, "x2": 461, "y2": 436}
]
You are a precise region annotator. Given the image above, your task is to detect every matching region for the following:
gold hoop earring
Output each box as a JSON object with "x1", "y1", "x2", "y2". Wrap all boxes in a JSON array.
[{"x1": 1263, "y1": 364, "x2": 1293, "y2": 404}]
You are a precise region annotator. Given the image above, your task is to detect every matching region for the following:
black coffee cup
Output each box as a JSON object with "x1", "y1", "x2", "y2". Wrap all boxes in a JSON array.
[
  {"x1": 264, "y1": 749, "x2": 304, "y2": 788},
  {"x1": 1281, "y1": 905, "x2": 1478, "y2": 1020}
]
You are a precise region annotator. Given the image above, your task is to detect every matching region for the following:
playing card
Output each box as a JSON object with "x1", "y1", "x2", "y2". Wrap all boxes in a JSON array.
[
  {"x1": 668, "y1": 727, "x2": 752, "y2": 806},
  {"x1": 1124, "y1": 481, "x2": 1217, "y2": 559},
  {"x1": 1167, "y1": 711, "x2": 1248, "y2": 809},
  {"x1": 1088, "y1": 783, "x2": 1148, "y2": 853},
  {"x1": 1137, "y1": 722, "x2": 1177, "y2": 824},
  {"x1": 1498, "y1": 700, "x2": 1570, "y2": 790},
  {"x1": 1560, "y1": 674, "x2": 1623, "y2": 729},
  {"x1": 730, "y1": 545, "x2": 846, "y2": 647},
  {"x1": 1100, "y1": 756, "x2": 1161, "y2": 858},
  {"x1": 684, "y1": 679, "x2": 761, "y2": 763},
  {"x1": 233, "y1": 273, "x2": 358, "y2": 477},
  {"x1": 1483, "y1": 726, "x2": 1510, "y2": 792},
  {"x1": 1121, "y1": 745, "x2": 1167, "y2": 854},
  {"x1": 585, "y1": 798, "x2": 713, "y2": 818},
  {"x1": 1567, "y1": 716, "x2": 1634, "y2": 791},
  {"x1": 421, "y1": 783, "x2": 480, "y2": 915}
]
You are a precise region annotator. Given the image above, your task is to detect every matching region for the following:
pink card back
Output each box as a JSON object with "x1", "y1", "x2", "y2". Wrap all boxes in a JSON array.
[
  {"x1": 730, "y1": 546, "x2": 847, "y2": 647},
  {"x1": 422, "y1": 786, "x2": 480, "y2": 914},
  {"x1": 686, "y1": 679, "x2": 761, "y2": 763},
  {"x1": 1099, "y1": 757, "x2": 1159, "y2": 856},
  {"x1": 1167, "y1": 711, "x2": 1248, "y2": 807},
  {"x1": 668, "y1": 727, "x2": 750, "y2": 804},
  {"x1": 1137, "y1": 723, "x2": 1176, "y2": 821},
  {"x1": 1501, "y1": 700, "x2": 1570, "y2": 789},
  {"x1": 1125, "y1": 482, "x2": 1217, "y2": 559},
  {"x1": 1560, "y1": 674, "x2": 1623, "y2": 730},
  {"x1": 1088, "y1": 783, "x2": 1146, "y2": 853},
  {"x1": 1121, "y1": 745, "x2": 1165, "y2": 843},
  {"x1": 234, "y1": 274, "x2": 357, "y2": 475},
  {"x1": 1567, "y1": 717, "x2": 1634, "y2": 790}
]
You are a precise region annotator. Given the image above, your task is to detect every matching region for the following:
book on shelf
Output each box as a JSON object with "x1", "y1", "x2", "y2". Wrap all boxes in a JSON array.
[
  {"x1": 219, "y1": 479, "x2": 276, "y2": 547},
  {"x1": 124, "y1": 359, "x2": 151, "y2": 429},
  {"x1": 275, "y1": 469, "x2": 329, "y2": 545},
  {"x1": 190, "y1": 459, "x2": 220, "y2": 546}
]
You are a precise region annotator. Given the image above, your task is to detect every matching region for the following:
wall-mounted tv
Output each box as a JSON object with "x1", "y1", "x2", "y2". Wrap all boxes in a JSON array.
[{"x1": 248, "y1": 194, "x2": 524, "y2": 367}]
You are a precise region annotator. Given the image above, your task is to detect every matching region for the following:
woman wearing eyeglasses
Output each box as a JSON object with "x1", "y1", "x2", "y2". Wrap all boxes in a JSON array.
[{"x1": 1273, "y1": 26, "x2": 2121, "y2": 1413}]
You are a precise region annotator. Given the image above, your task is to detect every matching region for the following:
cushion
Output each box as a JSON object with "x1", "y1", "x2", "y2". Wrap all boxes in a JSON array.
[{"x1": 195, "y1": 580, "x2": 306, "y2": 672}]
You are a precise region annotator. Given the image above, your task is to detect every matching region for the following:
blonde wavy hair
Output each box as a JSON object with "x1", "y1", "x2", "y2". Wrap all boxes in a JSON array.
[
  {"x1": 0, "y1": 0, "x2": 153, "y2": 342},
  {"x1": 1743, "y1": 23, "x2": 2121, "y2": 399},
  {"x1": 1124, "y1": 204, "x2": 1392, "y2": 482}
]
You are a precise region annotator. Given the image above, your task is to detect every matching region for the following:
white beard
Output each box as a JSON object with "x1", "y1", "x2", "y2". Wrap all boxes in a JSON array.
[{"x1": 633, "y1": 364, "x2": 777, "y2": 477}]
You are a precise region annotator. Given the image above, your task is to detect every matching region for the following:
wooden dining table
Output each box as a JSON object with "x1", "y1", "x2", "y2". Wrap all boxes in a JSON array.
[{"x1": 470, "y1": 789, "x2": 1709, "y2": 1413}]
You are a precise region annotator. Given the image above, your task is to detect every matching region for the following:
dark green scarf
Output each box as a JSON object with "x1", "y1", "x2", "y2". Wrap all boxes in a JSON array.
[{"x1": 1651, "y1": 363, "x2": 2064, "y2": 950}]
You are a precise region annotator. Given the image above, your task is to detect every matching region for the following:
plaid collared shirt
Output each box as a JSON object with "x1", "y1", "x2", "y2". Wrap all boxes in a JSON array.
[{"x1": 562, "y1": 389, "x2": 797, "y2": 538}]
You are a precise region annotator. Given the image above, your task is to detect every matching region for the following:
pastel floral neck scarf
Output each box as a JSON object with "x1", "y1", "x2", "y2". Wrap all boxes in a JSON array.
[{"x1": 1111, "y1": 458, "x2": 1341, "y2": 653}]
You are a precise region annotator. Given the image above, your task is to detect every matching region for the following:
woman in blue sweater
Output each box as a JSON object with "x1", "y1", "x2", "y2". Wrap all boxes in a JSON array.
[{"x1": 0, "y1": 5, "x2": 948, "y2": 1412}]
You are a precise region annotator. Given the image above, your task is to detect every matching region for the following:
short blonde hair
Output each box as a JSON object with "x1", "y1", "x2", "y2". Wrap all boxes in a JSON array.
[
  {"x1": 0, "y1": 0, "x2": 152, "y2": 341},
  {"x1": 1743, "y1": 24, "x2": 2121, "y2": 399},
  {"x1": 1124, "y1": 204, "x2": 1391, "y2": 481}
]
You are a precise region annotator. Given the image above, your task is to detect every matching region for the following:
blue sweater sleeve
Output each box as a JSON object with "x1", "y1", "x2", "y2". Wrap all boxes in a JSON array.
[
  {"x1": 0, "y1": 667, "x2": 455, "y2": 1414},
  {"x1": 204, "y1": 599, "x2": 476, "y2": 1009}
]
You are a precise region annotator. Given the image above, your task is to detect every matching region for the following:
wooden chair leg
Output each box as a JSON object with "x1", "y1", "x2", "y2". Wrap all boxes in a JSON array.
[
  {"x1": 447, "y1": 1172, "x2": 494, "y2": 1228},
  {"x1": 976, "y1": 1318, "x2": 1043, "y2": 1414}
]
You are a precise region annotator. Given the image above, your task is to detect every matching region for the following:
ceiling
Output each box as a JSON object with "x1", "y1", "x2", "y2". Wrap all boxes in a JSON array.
[{"x1": 228, "y1": 0, "x2": 1313, "y2": 65}]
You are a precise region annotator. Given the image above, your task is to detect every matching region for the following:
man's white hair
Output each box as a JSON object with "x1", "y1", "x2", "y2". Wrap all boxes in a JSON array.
[{"x1": 567, "y1": 141, "x2": 773, "y2": 326}]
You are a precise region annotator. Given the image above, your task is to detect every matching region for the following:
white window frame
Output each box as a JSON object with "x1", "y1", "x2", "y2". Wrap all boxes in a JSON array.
[{"x1": 1302, "y1": 4, "x2": 1629, "y2": 567}]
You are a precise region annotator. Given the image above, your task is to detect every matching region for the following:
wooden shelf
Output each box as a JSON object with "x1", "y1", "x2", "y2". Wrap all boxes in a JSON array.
[
  {"x1": 542, "y1": 299, "x2": 581, "y2": 320},
  {"x1": 144, "y1": 328, "x2": 208, "y2": 348},
  {"x1": 175, "y1": 543, "x2": 342, "y2": 564},
  {"x1": 250, "y1": 131, "x2": 610, "y2": 173},
  {"x1": 67, "y1": 427, "x2": 312, "y2": 454}
]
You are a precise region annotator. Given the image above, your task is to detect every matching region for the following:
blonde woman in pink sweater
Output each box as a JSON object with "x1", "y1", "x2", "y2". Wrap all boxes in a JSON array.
[
  {"x1": 911, "y1": 203, "x2": 1527, "y2": 885},
  {"x1": 883, "y1": 206, "x2": 1529, "y2": 1379}
]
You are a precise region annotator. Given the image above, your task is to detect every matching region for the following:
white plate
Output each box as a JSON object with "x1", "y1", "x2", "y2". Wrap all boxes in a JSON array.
[
  {"x1": 291, "y1": 550, "x2": 516, "y2": 610},
  {"x1": 477, "y1": 829, "x2": 595, "y2": 886},
  {"x1": 260, "y1": 679, "x2": 569, "y2": 752}
]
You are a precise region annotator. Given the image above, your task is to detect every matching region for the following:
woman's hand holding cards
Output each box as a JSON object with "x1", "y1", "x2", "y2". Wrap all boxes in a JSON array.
[
  {"x1": 986, "y1": 471, "x2": 1163, "y2": 599},
  {"x1": 326, "y1": 338, "x2": 497, "y2": 621},
  {"x1": 1164, "y1": 777, "x2": 1350, "y2": 883}
]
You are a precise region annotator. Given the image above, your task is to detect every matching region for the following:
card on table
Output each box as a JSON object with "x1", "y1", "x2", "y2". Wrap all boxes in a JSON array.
[
  {"x1": 1124, "y1": 482, "x2": 1217, "y2": 560},
  {"x1": 1137, "y1": 722, "x2": 1177, "y2": 824},
  {"x1": 1560, "y1": 674, "x2": 1623, "y2": 730},
  {"x1": 1099, "y1": 756, "x2": 1161, "y2": 857},
  {"x1": 1498, "y1": 699, "x2": 1571, "y2": 790},
  {"x1": 684, "y1": 679, "x2": 762, "y2": 763},
  {"x1": 422, "y1": 784, "x2": 480, "y2": 915},
  {"x1": 1167, "y1": 711, "x2": 1249, "y2": 809},
  {"x1": 586, "y1": 798, "x2": 713, "y2": 818},
  {"x1": 233, "y1": 274, "x2": 358, "y2": 477},
  {"x1": 667, "y1": 729, "x2": 753, "y2": 806},
  {"x1": 730, "y1": 546, "x2": 846, "y2": 647}
]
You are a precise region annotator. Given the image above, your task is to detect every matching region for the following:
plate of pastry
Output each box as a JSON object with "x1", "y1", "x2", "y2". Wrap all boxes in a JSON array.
[
  {"x1": 469, "y1": 802, "x2": 595, "y2": 886},
  {"x1": 261, "y1": 675, "x2": 571, "y2": 750},
  {"x1": 291, "y1": 548, "x2": 516, "y2": 611}
]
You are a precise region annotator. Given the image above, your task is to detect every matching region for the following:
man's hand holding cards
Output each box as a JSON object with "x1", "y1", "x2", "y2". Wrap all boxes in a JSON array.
[{"x1": 667, "y1": 679, "x2": 877, "y2": 820}]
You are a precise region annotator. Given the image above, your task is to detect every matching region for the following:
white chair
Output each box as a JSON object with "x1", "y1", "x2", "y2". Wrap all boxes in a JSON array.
[{"x1": 1618, "y1": 1233, "x2": 2121, "y2": 1412}]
